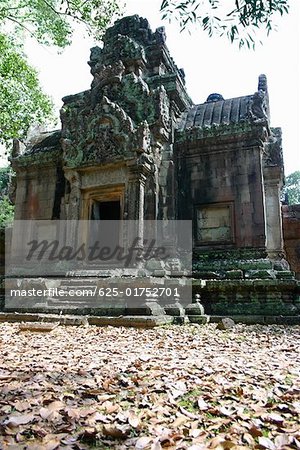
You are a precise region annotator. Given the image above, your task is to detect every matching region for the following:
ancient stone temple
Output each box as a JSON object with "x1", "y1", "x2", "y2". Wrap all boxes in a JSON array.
[{"x1": 9, "y1": 15, "x2": 300, "y2": 321}]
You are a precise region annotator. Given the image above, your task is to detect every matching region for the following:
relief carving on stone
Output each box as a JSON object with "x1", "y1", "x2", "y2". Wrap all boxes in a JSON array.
[
  {"x1": 91, "y1": 60, "x2": 125, "y2": 107},
  {"x1": 83, "y1": 128, "x2": 122, "y2": 164},
  {"x1": 100, "y1": 96, "x2": 134, "y2": 135},
  {"x1": 249, "y1": 90, "x2": 268, "y2": 124},
  {"x1": 263, "y1": 128, "x2": 284, "y2": 168},
  {"x1": 61, "y1": 15, "x2": 176, "y2": 168},
  {"x1": 64, "y1": 169, "x2": 81, "y2": 220},
  {"x1": 92, "y1": 60, "x2": 125, "y2": 89},
  {"x1": 153, "y1": 85, "x2": 171, "y2": 139},
  {"x1": 134, "y1": 121, "x2": 151, "y2": 154},
  {"x1": 105, "y1": 34, "x2": 147, "y2": 67}
]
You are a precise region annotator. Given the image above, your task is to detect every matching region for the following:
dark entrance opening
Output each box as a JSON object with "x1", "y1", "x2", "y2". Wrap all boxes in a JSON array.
[
  {"x1": 91, "y1": 200, "x2": 120, "y2": 221},
  {"x1": 89, "y1": 200, "x2": 121, "y2": 263}
]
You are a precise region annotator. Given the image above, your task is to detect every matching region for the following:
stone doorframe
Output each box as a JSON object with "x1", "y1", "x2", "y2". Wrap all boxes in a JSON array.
[
  {"x1": 79, "y1": 184, "x2": 125, "y2": 250},
  {"x1": 80, "y1": 184, "x2": 125, "y2": 221}
]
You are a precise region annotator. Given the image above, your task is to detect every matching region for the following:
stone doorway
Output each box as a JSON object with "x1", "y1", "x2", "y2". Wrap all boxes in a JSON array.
[
  {"x1": 90, "y1": 200, "x2": 121, "y2": 221},
  {"x1": 79, "y1": 185, "x2": 125, "y2": 260},
  {"x1": 89, "y1": 200, "x2": 121, "y2": 256}
]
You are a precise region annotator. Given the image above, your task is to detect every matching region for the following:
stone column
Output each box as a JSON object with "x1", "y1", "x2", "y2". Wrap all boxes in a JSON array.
[
  {"x1": 127, "y1": 162, "x2": 149, "y2": 251},
  {"x1": 263, "y1": 166, "x2": 284, "y2": 259},
  {"x1": 64, "y1": 169, "x2": 82, "y2": 253},
  {"x1": 64, "y1": 169, "x2": 81, "y2": 220}
]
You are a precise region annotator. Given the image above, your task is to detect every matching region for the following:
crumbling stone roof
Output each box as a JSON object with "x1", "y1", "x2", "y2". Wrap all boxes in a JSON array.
[
  {"x1": 177, "y1": 74, "x2": 270, "y2": 136},
  {"x1": 177, "y1": 94, "x2": 253, "y2": 131},
  {"x1": 25, "y1": 130, "x2": 62, "y2": 155}
]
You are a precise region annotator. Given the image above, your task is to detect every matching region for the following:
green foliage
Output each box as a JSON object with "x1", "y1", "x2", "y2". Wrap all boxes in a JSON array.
[
  {"x1": 284, "y1": 171, "x2": 300, "y2": 205},
  {"x1": 0, "y1": 167, "x2": 14, "y2": 228},
  {"x1": 0, "y1": 166, "x2": 11, "y2": 195},
  {"x1": 160, "y1": 0, "x2": 290, "y2": 48},
  {"x1": 0, "y1": 196, "x2": 14, "y2": 228},
  {"x1": 0, "y1": 0, "x2": 120, "y2": 48},
  {"x1": 0, "y1": 0, "x2": 120, "y2": 150},
  {"x1": 0, "y1": 34, "x2": 54, "y2": 148}
]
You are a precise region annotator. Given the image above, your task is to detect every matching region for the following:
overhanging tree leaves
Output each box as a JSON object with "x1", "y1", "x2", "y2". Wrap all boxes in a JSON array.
[
  {"x1": 160, "y1": 0, "x2": 290, "y2": 48},
  {"x1": 0, "y1": 0, "x2": 120, "y2": 47},
  {"x1": 0, "y1": 0, "x2": 120, "y2": 150},
  {"x1": 0, "y1": 0, "x2": 292, "y2": 149},
  {"x1": 0, "y1": 34, "x2": 53, "y2": 148}
]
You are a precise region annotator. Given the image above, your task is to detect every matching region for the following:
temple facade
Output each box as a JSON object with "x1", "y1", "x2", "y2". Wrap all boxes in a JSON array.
[{"x1": 9, "y1": 15, "x2": 299, "y2": 319}]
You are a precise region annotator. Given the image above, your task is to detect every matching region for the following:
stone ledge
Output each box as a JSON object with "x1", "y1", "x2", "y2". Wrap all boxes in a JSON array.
[
  {"x1": 0, "y1": 312, "x2": 299, "y2": 326},
  {"x1": 208, "y1": 315, "x2": 300, "y2": 325},
  {"x1": 203, "y1": 279, "x2": 299, "y2": 289},
  {"x1": 0, "y1": 312, "x2": 173, "y2": 328}
]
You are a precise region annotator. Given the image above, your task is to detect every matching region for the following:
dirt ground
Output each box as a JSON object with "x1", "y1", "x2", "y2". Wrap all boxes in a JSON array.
[{"x1": 0, "y1": 322, "x2": 299, "y2": 449}]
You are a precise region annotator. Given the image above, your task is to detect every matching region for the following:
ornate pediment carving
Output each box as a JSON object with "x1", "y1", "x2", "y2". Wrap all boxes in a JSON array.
[
  {"x1": 60, "y1": 15, "x2": 188, "y2": 168},
  {"x1": 91, "y1": 60, "x2": 125, "y2": 89},
  {"x1": 82, "y1": 127, "x2": 124, "y2": 164},
  {"x1": 62, "y1": 98, "x2": 134, "y2": 167}
]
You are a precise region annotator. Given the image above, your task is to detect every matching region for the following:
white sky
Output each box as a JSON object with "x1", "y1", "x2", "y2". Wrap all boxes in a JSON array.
[{"x1": 1, "y1": 0, "x2": 299, "y2": 175}]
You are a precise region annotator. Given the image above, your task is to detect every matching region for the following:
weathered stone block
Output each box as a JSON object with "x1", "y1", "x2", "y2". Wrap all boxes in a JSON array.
[
  {"x1": 216, "y1": 317, "x2": 235, "y2": 330},
  {"x1": 164, "y1": 301, "x2": 185, "y2": 316},
  {"x1": 225, "y1": 270, "x2": 243, "y2": 279},
  {"x1": 276, "y1": 271, "x2": 295, "y2": 279},
  {"x1": 152, "y1": 270, "x2": 166, "y2": 277},
  {"x1": 245, "y1": 270, "x2": 275, "y2": 279},
  {"x1": 188, "y1": 315, "x2": 210, "y2": 324},
  {"x1": 185, "y1": 302, "x2": 205, "y2": 316},
  {"x1": 193, "y1": 271, "x2": 223, "y2": 280},
  {"x1": 240, "y1": 260, "x2": 273, "y2": 270}
]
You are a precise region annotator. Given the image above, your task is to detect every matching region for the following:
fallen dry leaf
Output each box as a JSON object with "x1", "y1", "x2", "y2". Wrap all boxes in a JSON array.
[
  {"x1": 0, "y1": 322, "x2": 298, "y2": 449},
  {"x1": 102, "y1": 424, "x2": 130, "y2": 439},
  {"x1": 258, "y1": 436, "x2": 276, "y2": 449},
  {"x1": 5, "y1": 413, "x2": 35, "y2": 427},
  {"x1": 135, "y1": 436, "x2": 153, "y2": 449}
]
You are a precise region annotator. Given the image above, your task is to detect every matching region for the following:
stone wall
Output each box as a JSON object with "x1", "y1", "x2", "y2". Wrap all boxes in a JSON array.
[
  {"x1": 177, "y1": 144, "x2": 266, "y2": 249},
  {"x1": 282, "y1": 205, "x2": 300, "y2": 279},
  {"x1": 13, "y1": 162, "x2": 59, "y2": 220},
  {"x1": 197, "y1": 279, "x2": 299, "y2": 316}
]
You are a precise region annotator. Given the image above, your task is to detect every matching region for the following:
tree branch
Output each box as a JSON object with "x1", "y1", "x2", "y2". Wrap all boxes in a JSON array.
[{"x1": 6, "y1": 16, "x2": 37, "y2": 41}]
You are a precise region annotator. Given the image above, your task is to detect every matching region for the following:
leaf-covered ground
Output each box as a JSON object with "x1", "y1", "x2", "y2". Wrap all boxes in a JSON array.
[{"x1": 0, "y1": 322, "x2": 299, "y2": 449}]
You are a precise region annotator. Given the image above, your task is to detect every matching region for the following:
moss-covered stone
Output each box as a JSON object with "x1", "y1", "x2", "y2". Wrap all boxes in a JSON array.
[
  {"x1": 276, "y1": 271, "x2": 295, "y2": 279},
  {"x1": 225, "y1": 270, "x2": 243, "y2": 279},
  {"x1": 245, "y1": 270, "x2": 274, "y2": 279}
]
